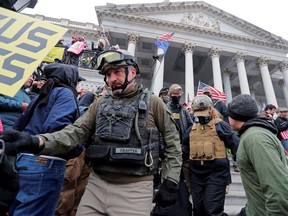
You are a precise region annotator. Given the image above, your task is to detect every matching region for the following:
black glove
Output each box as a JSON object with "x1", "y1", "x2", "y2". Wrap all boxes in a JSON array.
[
  {"x1": 0, "y1": 129, "x2": 42, "y2": 155},
  {"x1": 154, "y1": 179, "x2": 178, "y2": 207}
]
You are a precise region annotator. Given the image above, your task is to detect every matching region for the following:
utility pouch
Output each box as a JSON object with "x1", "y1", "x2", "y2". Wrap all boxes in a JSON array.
[
  {"x1": 85, "y1": 145, "x2": 110, "y2": 161},
  {"x1": 190, "y1": 142, "x2": 197, "y2": 159},
  {"x1": 203, "y1": 141, "x2": 215, "y2": 160},
  {"x1": 196, "y1": 142, "x2": 204, "y2": 158},
  {"x1": 109, "y1": 146, "x2": 145, "y2": 165}
]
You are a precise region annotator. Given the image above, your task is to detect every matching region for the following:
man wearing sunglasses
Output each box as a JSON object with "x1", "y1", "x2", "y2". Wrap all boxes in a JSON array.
[{"x1": 1, "y1": 49, "x2": 182, "y2": 216}]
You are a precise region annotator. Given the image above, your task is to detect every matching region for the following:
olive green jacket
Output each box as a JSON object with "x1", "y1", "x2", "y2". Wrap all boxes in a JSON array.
[
  {"x1": 238, "y1": 124, "x2": 288, "y2": 216},
  {"x1": 40, "y1": 85, "x2": 182, "y2": 183}
]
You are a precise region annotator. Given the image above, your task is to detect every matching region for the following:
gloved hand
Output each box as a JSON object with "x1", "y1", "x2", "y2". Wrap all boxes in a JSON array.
[
  {"x1": 0, "y1": 129, "x2": 42, "y2": 155},
  {"x1": 153, "y1": 179, "x2": 178, "y2": 207}
]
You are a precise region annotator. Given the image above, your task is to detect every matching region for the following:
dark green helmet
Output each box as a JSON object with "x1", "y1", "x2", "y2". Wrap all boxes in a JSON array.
[{"x1": 96, "y1": 49, "x2": 139, "y2": 75}]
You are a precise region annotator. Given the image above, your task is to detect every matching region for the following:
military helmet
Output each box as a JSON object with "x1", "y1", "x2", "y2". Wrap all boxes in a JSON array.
[
  {"x1": 158, "y1": 87, "x2": 169, "y2": 96},
  {"x1": 192, "y1": 95, "x2": 213, "y2": 117},
  {"x1": 96, "y1": 49, "x2": 140, "y2": 75}
]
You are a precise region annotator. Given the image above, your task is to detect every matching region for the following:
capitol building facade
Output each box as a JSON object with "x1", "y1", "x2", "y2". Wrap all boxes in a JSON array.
[{"x1": 26, "y1": 1, "x2": 288, "y2": 108}]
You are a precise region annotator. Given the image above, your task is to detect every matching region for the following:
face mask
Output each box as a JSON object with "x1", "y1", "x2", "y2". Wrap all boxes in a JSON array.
[
  {"x1": 198, "y1": 116, "x2": 212, "y2": 125},
  {"x1": 171, "y1": 96, "x2": 181, "y2": 105},
  {"x1": 162, "y1": 95, "x2": 170, "y2": 104}
]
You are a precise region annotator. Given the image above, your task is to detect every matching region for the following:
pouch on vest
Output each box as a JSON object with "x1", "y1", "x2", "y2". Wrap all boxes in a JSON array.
[
  {"x1": 85, "y1": 145, "x2": 110, "y2": 161},
  {"x1": 203, "y1": 141, "x2": 214, "y2": 160},
  {"x1": 109, "y1": 146, "x2": 145, "y2": 165},
  {"x1": 96, "y1": 104, "x2": 136, "y2": 142},
  {"x1": 196, "y1": 142, "x2": 204, "y2": 158},
  {"x1": 85, "y1": 145, "x2": 146, "y2": 166}
]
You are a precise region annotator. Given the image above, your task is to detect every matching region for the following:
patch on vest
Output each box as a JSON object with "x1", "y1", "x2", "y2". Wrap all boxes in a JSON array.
[
  {"x1": 172, "y1": 113, "x2": 180, "y2": 119},
  {"x1": 115, "y1": 148, "x2": 142, "y2": 154}
]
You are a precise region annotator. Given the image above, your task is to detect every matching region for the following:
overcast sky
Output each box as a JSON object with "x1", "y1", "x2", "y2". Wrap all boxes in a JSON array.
[{"x1": 22, "y1": 0, "x2": 288, "y2": 40}]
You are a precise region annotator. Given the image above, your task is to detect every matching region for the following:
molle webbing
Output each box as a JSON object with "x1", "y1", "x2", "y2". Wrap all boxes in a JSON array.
[
  {"x1": 189, "y1": 118, "x2": 227, "y2": 160},
  {"x1": 86, "y1": 90, "x2": 161, "y2": 176}
]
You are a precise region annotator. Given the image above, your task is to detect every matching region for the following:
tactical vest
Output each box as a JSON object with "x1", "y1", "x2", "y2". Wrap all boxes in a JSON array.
[
  {"x1": 189, "y1": 118, "x2": 227, "y2": 160},
  {"x1": 85, "y1": 89, "x2": 161, "y2": 176}
]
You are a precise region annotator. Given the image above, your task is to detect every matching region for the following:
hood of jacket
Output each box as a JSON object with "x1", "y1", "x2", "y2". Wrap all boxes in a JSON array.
[
  {"x1": 238, "y1": 117, "x2": 278, "y2": 137},
  {"x1": 44, "y1": 63, "x2": 79, "y2": 90}
]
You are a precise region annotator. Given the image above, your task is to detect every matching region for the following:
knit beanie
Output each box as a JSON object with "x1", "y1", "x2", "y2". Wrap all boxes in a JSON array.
[{"x1": 227, "y1": 94, "x2": 259, "y2": 122}]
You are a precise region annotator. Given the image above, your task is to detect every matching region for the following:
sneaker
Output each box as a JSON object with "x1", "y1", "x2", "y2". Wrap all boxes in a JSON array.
[{"x1": 233, "y1": 165, "x2": 240, "y2": 172}]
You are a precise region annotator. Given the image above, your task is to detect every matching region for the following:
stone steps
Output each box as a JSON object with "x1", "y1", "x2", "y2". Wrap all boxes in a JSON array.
[{"x1": 224, "y1": 166, "x2": 247, "y2": 216}]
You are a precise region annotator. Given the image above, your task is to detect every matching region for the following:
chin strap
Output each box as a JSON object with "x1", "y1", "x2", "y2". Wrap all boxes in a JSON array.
[{"x1": 105, "y1": 67, "x2": 135, "y2": 93}]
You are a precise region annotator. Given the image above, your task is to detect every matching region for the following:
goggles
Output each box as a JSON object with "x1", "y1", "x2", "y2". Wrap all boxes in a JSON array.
[{"x1": 96, "y1": 50, "x2": 132, "y2": 71}]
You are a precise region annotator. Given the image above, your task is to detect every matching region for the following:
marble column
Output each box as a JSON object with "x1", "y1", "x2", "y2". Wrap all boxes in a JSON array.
[
  {"x1": 222, "y1": 68, "x2": 233, "y2": 104},
  {"x1": 279, "y1": 79, "x2": 288, "y2": 108},
  {"x1": 279, "y1": 61, "x2": 288, "y2": 88},
  {"x1": 208, "y1": 47, "x2": 223, "y2": 91},
  {"x1": 256, "y1": 56, "x2": 278, "y2": 106},
  {"x1": 182, "y1": 42, "x2": 195, "y2": 102},
  {"x1": 151, "y1": 47, "x2": 165, "y2": 95},
  {"x1": 127, "y1": 33, "x2": 139, "y2": 56},
  {"x1": 233, "y1": 52, "x2": 250, "y2": 94}
]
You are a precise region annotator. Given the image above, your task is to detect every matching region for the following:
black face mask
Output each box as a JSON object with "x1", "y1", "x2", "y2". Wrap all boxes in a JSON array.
[
  {"x1": 171, "y1": 96, "x2": 181, "y2": 105},
  {"x1": 198, "y1": 116, "x2": 212, "y2": 125}
]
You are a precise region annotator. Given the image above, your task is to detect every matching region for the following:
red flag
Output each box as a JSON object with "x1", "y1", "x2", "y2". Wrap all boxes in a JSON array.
[{"x1": 197, "y1": 81, "x2": 226, "y2": 103}]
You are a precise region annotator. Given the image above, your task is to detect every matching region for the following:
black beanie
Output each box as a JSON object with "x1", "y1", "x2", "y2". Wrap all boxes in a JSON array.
[{"x1": 228, "y1": 94, "x2": 259, "y2": 122}]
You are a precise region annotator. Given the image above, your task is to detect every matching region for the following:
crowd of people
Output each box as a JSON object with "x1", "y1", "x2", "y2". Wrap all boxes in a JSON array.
[{"x1": 0, "y1": 48, "x2": 288, "y2": 216}]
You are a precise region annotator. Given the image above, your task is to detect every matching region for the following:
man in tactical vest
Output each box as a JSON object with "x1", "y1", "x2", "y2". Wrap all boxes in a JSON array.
[
  {"x1": 166, "y1": 84, "x2": 193, "y2": 188},
  {"x1": 1, "y1": 49, "x2": 182, "y2": 216},
  {"x1": 183, "y1": 95, "x2": 239, "y2": 216}
]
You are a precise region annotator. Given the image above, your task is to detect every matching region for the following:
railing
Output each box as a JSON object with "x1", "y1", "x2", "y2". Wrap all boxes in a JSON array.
[{"x1": 78, "y1": 50, "x2": 99, "y2": 70}]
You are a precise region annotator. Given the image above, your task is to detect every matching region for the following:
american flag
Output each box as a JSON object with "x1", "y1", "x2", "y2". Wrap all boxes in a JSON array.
[
  {"x1": 159, "y1": 32, "x2": 174, "y2": 41},
  {"x1": 197, "y1": 81, "x2": 226, "y2": 103},
  {"x1": 280, "y1": 131, "x2": 288, "y2": 140}
]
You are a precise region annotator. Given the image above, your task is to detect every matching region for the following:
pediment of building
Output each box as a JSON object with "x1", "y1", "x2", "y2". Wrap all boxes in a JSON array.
[{"x1": 96, "y1": 1, "x2": 288, "y2": 50}]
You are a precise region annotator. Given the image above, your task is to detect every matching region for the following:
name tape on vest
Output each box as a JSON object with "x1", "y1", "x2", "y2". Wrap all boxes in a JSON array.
[{"x1": 115, "y1": 148, "x2": 142, "y2": 154}]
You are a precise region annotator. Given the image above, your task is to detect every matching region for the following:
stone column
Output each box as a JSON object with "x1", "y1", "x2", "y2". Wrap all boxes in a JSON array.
[
  {"x1": 256, "y1": 56, "x2": 278, "y2": 106},
  {"x1": 182, "y1": 42, "x2": 195, "y2": 101},
  {"x1": 151, "y1": 47, "x2": 165, "y2": 95},
  {"x1": 233, "y1": 52, "x2": 250, "y2": 94},
  {"x1": 279, "y1": 79, "x2": 288, "y2": 107},
  {"x1": 222, "y1": 68, "x2": 233, "y2": 104},
  {"x1": 127, "y1": 33, "x2": 139, "y2": 56},
  {"x1": 279, "y1": 61, "x2": 288, "y2": 88},
  {"x1": 208, "y1": 47, "x2": 223, "y2": 91}
]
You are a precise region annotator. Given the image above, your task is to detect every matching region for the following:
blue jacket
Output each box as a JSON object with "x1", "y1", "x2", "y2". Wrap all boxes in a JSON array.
[
  {"x1": 14, "y1": 87, "x2": 78, "y2": 135},
  {"x1": 0, "y1": 88, "x2": 31, "y2": 130},
  {"x1": 14, "y1": 63, "x2": 80, "y2": 136}
]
